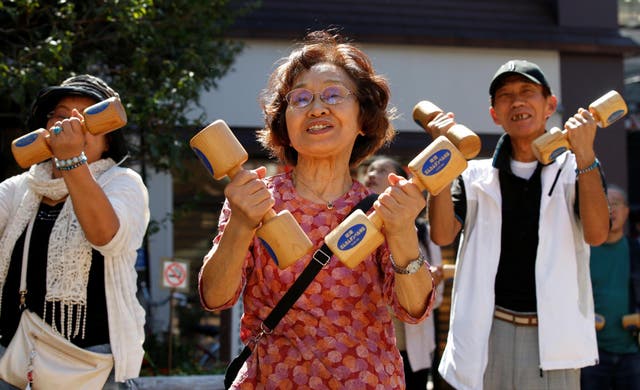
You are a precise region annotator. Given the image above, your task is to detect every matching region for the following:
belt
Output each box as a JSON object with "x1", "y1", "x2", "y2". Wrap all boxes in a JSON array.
[{"x1": 494, "y1": 307, "x2": 538, "y2": 327}]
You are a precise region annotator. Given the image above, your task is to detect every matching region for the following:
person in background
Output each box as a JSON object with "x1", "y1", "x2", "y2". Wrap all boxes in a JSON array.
[
  {"x1": 364, "y1": 155, "x2": 445, "y2": 390},
  {"x1": 581, "y1": 184, "x2": 640, "y2": 389},
  {"x1": 631, "y1": 207, "x2": 640, "y2": 245},
  {"x1": 198, "y1": 30, "x2": 434, "y2": 388},
  {"x1": 0, "y1": 75, "x2": 150, "y2": 389},
  {"x1": 427, "y1": 59, "x2": 609, "y2": 389}
]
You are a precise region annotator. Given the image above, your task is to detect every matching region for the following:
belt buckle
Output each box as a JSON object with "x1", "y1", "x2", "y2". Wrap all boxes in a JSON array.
[
  {"x1": 514, "y1": 315, "x2": 526, "y2": 325},
  {"x1": 495, "y1": 308, "x2": 537, "y2": 326}
]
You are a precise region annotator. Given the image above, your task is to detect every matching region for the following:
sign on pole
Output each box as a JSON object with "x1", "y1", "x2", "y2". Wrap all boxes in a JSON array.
[{"x1": 162, "y1": 258, "x2": 189, "y2": 291}]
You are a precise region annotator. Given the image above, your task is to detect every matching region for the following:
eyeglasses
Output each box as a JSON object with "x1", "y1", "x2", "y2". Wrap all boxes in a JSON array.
[
  {"x1": 285, "y1": 85, "x2": 353, "y2": 109},
  {"x1": 610, "y1": 201, "x2": 627, "y2": 209}
]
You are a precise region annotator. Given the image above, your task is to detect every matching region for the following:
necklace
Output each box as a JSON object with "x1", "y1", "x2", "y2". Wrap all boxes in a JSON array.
[{"x1": 293, "y1": 173, "x2": 339, "y2": 209}]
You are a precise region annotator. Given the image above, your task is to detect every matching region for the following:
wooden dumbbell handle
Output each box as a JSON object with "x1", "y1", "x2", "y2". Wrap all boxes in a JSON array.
[
  {"x1": 442, "y1": 264, "x2": 455, "y2": 279},
  {"x1": 226, "y1": 165, "x2": 278, "y2": 222},
  {"x1": 413, "y1": 101, "x2": 442, "y2": 128},
  {"x1": 407, "y1": 136, "x2": 467, "y2": 196},
  {"x1": 589, "y1": 90, "x2": 628, "y2": 128},
  {"x1": 532, "y1": 90, "x2": 627, "y2": 164},
  {"x1": 326, "y1": 180, "x2": 440, "y2": 269},
  {"x1": 413, "y1": 101, "x2": 481, "y2": 160},
  {"x1": 623, "y1": 313, "x2": 640, "y2": 330},
  {"x1": 365, "y1": 173, "x2": 427, "y2": 230},
  {"x1": 11, "y1": 97, "x2": 127, "y2": 168},
  {"x1": 326, "y1": 138, "x2": 467, "y2": 269},
  {"x1": 595, "y1": 313, "x2": 605, "y2": 331},
  {"x1": 190, "y1": 120, "x2": 313, "y2": 269}
]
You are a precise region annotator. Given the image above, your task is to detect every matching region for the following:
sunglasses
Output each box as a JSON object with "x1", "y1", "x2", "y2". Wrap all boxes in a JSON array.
[
  {"x1": 285, "y1": 85, "x2": 353, "y2": 109},
  {"x1": 46, "y1": 109, "x2": 71, "y2": 122}
]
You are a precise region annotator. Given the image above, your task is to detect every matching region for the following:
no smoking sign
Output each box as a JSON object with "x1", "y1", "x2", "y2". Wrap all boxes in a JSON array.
[{"x1": 162, "y1": 259, "x2": 189, "y2": 290}]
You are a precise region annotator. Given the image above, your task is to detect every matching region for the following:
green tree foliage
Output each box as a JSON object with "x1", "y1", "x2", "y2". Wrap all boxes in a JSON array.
[{"x1": 0, "y1": 0, "x2": 258, "y2": 177}]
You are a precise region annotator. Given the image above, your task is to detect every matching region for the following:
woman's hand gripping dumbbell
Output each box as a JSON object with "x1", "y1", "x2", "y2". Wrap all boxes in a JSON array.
[
  {"x1": 190, "y1": 119, "x2": 313, "y2": 269},
  {"x1": 413, "y1": 100, "x2": 482, "y2": 160},
  {"x1": 11, "y1": 96, "x2": 127, "y2": 169},
  {"x1": 324, "y1": 139, "x2": 466, "y2": 268}
]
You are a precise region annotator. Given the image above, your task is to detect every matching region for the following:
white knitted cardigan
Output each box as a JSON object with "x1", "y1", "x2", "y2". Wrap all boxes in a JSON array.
[{"x1": 0, "y1": 160, "x2": 150, "y2": 381}]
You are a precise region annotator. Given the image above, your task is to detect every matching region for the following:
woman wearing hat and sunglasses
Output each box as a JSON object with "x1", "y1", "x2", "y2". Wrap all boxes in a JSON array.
[{"x1": 0, "y1": 74, "x2": 150, "y2": 389}]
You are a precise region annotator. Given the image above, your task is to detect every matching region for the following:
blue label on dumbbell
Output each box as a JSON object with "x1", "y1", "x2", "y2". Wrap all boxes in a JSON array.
[
  {"x1": 549, "y1": 147, "x2": 567, "y2": 162},
  {"x1": 421, "y1": 150, "x2": 451, "y2": 176},
  {"x1": 14, "y1": 133, "x2": 38, "y2": 147},
  {"x1": 192, "y1": 148, "x2": 214, "y2": 176},
  {"x1": 84, "y1": 100, "x2": 109, "y2": 115},
  {"x1": 607, "y1": 109, "x2": 625, "y2": 125},
  {"x1": 259, "y1": 238, "x2": 279, "y2": 265},
  {"x1": 337, "y1": 223, "x2": 367, "y2": 251}
]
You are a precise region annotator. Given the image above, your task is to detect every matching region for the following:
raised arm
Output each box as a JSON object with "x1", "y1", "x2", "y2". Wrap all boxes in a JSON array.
[
  {"x1": 566, "y1": 108, "x2": 609, "y2": 245},
  {"x1": 377, "y1": 174, "x2": 433, "y2": 317},
  {"x1": 199, "y1": 167, "x2": 273, "y2": 309}
]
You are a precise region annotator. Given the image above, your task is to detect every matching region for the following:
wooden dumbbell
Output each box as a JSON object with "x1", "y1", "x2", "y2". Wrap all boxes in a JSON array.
[
  {"x1": 623, "y1": 313, "x2": 640, "y2": 330},
  {"x1": 189, "y1": 119, "x2": 313, "y2": 269},
  {"x1": 595, "y1": 313, "x2": 605, "y2": 331},
  {"x1": 325, "y1": 136, "x2": 466, "y2": 268},
  {"x1": 11, "y1": 96, "x2": 127, "y2": 169},
  {"x1": 532, "y1": 90, "x2": 628, "y2": 164},
  {"x1": 429, "y1": 264, "x2": 456, "y2": 285},
  {"x1": 442, "y1": 264, "x2": 455, "y2": 280},
  {"x1": 413, "y1": 100, "x2": 482, "y2": 160}
]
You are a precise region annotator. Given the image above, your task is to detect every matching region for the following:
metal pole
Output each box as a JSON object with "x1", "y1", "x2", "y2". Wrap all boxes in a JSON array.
[{"x1": 168, "y1": 288, "x2": 174, "y2": 375}]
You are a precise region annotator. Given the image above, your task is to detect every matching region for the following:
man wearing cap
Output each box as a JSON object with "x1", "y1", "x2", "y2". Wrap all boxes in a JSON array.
[{"x1": 426, "y1": 60, "x2": 609, "y2": 389}]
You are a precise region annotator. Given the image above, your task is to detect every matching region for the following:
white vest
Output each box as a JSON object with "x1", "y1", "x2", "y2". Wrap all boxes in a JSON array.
[{"x1": 438, "y1": 153, "x2": 598, "y2": 390}]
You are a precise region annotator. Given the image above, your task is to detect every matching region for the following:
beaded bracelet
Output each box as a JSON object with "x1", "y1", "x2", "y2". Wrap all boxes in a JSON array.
[
  {"x1": 575, "y1": 158, "x2": 600, "y2": 176},
  {"x1": 54, "y1": 151, "x2": 87, "y2": 171}
]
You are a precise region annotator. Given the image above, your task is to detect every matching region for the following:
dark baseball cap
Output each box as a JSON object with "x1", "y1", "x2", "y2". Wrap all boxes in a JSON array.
[{"x1": 489, "y1": 60, "x2": 551, "y2": 98}]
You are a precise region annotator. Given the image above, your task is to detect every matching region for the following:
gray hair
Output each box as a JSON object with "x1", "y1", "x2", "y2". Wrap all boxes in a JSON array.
[{"x1": 607, "y1": 183, "x2": 628, "y2": 205}]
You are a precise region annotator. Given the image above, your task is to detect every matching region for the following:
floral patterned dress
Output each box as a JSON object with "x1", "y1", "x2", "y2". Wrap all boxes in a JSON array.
[{"x1": 199, "y1": 171, "x2": 434, "y2": 389}]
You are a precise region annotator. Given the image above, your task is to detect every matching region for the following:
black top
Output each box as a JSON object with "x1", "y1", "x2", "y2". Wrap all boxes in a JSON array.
[
  {"x1": 452, "y1": 134, "x2": 586, "y2": 312},
  {"x1": 0, "y1": 202, "x2": 109, "y2": 348},
  {"x1": 494, "y1": 160, "x2": 542, "y2": 311}
]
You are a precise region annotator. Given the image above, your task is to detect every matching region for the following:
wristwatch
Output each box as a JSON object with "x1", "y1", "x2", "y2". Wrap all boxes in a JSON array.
[{"x1": 390, "y1": 253, "x2": 426, "y2": 275}]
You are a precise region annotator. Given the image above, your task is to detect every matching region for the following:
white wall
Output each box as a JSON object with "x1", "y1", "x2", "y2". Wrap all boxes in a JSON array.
[
  {"x1": 146, "y1": 168, "x2": 173, "y2": 333},
  {"x1": 198, "y1": 40, "x2": 563, "y2": 135}
]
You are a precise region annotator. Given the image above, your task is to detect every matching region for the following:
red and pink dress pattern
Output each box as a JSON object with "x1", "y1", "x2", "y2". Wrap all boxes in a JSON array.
[{"x1": 200, "y1": 171, "x2": 434, "y2": 389}]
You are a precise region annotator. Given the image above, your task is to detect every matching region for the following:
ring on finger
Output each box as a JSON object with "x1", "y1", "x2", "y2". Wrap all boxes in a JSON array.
[{"x1": 52, "y1": 126, "x2": 62, "y2": 135}]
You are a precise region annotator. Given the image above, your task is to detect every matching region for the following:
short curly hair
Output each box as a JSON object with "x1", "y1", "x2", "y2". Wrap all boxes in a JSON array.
[{"x1": 257, "y1": 30, "x2": 396, "y2": 167}]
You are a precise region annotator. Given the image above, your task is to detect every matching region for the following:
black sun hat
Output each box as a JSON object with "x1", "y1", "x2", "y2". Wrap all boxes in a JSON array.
[{"x1": 28, "y1": 74, "x2": 118, "y2": 130}]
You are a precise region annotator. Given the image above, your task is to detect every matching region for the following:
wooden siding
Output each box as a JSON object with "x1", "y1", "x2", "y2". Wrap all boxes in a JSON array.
[{"x1": 230, "y1": 0, "x2": 638, "y2": 55}]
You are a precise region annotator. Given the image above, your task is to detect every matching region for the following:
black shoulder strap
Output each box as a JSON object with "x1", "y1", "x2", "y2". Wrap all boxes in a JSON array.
[{"x1": 224, "y1": 194, "x2": 377, "y2": 388}]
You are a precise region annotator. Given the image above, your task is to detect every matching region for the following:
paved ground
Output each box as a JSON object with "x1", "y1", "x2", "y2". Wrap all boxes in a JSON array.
[{"x1": 134, "y1": 375, "x2": 225, "y2": 389}]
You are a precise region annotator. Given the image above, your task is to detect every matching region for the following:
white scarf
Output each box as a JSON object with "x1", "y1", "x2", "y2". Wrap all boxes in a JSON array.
[{"x1": 0, "y1": 159, "x2": 114, "y2": 338}]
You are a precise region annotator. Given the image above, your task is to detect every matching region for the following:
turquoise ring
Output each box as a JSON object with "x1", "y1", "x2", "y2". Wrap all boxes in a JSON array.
[{"x1": 52, "y1": 126, "x2": 62, "y2": 135}]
